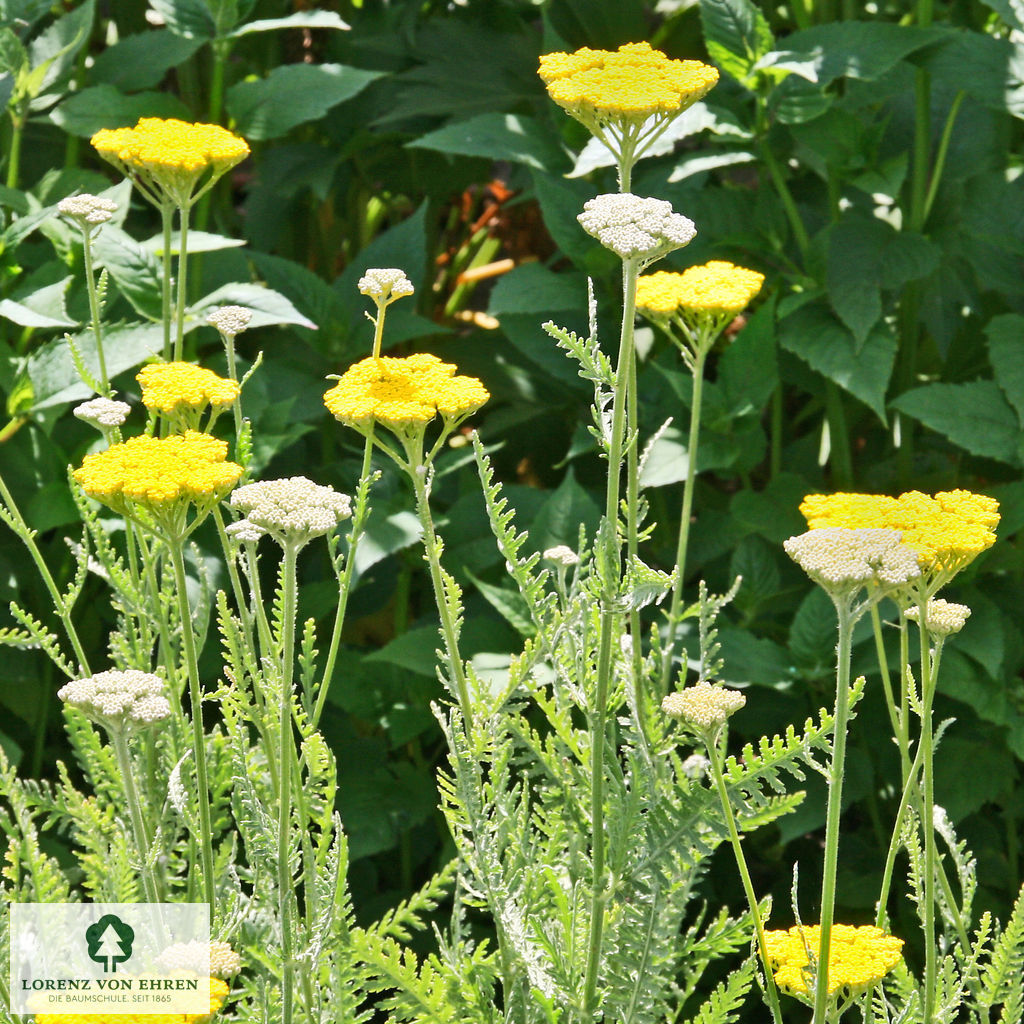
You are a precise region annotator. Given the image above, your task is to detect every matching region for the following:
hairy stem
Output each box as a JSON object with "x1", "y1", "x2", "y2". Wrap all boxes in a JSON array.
[{"x1": 111, "y1": 729, "x2": 163, "y2": 904}]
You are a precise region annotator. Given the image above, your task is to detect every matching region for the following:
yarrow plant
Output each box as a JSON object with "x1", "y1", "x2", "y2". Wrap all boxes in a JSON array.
[{"x1": 1, "y1": 32, "x2": 1023, "y2": 1024}]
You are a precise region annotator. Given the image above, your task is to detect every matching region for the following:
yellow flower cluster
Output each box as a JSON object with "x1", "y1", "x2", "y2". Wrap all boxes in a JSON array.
[
  {"x1": 764, "y1": 924, "x2": 904, "y2": 998},
  {"x1": 33, "y1": 978, "x2": 229, "y2": 1024},
  {"x1": 91, "y1": 118, "x2": 249, "y2": 206},
  {"x1": 636, "y1": 262, "x2": 765, "y2": 321},
  {"x1": 324, "y1": 353, "x2": 489, "y2": 433},
  {"x1": 800, "y1": 489, "x2": 999, "y2": 578},
  {"x1": 74, "y1": 431, "x2": 242, "y2": 512},
  {"x1": 539, "y1": 41, "x2": 718, "y2": 125},
  {"x1": 138, "y1": 363, "x2": 240, "y2": 417}
]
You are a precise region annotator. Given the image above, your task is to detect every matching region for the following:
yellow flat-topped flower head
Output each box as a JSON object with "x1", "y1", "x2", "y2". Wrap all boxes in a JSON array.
[
  {"x1": 764, "y1": 924, "x2": 904, "y2": 1001},
  {"x1": 138, "y1": 362, "x2": 240, "y2": 429},
  {"x1": 799, "y1": 489, "x2": 998, "y2": 585},
  {"x1": 637, "y1": 262, "x2": 764, "y2": 322},
  {"x1": 74, "y1": 430, "x2": 242, "y2": 537},
  {"x1": 539, "y1": 41, "x2": 718, "y2": 126},
  {"x1": 324, "y1": 353, "x2": 489, "y2": 438},
  {"x1": 91, "y1": 117, "x2": 249, "y2": 208},
  {"x1": 33, "y1": 977, "x2": 229, "y2": 1023}
]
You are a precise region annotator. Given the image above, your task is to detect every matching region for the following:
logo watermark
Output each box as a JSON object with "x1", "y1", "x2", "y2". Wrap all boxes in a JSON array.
[{"x1": 10, "y1": 903, "x2": 210, "y2": 1015}]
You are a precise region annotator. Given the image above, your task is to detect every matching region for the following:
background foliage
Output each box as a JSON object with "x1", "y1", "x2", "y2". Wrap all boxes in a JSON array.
[{"x1": 2, "y1": 0, "x2": 1023, "y2": 1016}]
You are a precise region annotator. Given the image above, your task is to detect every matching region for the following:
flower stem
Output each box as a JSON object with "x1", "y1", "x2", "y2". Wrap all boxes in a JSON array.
[
  {"x1": 916, "y1": 597, "x2": 937, "y2": 1024},
  {"x1": 409, "y1": 453, "x2": 473, "y2": 732},
  {"x1": 160, "y1": 204, "x2": 175, "y2": 362},
  {"x1": 707, "y1": 734, "x2": 784, "y2": 1024},
  {"x1": 81, "y1": 229, "x2": 110, "y2": 395},
  {"x1": 168, "y1": 541, "x2": 216, "y2": 915},
  {"x1": 659, "y1": 341, "x2": 708, "y2": 693},
  {"x1": 111, "y1": 729, "x2": 163, "y2": 905},
  {"x1": 277, "y1": 542, "x2": 299, "y2": 1024},
  {"x1": 174, "y1": 205, "x2": 191, "y2": 361},
  {"x1": 5, "y1": 110, "x2": 23, "y2": 190},
  {"x1": 811, "y1": 598, "x2": 854, "y2": 1024}
]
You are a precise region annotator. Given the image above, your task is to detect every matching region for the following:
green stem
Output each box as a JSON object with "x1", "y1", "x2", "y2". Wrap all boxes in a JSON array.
[
  {"x1": 582, "y1": 256, "x2": 640, "y2": 1020},
  {"x1": 81, "y1": 229, "x2": 110, "y2": 395},
  {"x1": 223, "y1": 333, "x2": 243, "y2": 448},
  {"x1": 916, "y1": 598, "x2": 937, "y2": 1024},
  {"x1": 277, "y1": 543, "x2": 299, "y2": 1024},
  {"x1": 160, "y1": 204, "x2": 175, "y2": 362},
  {"x1": 811, "y1": 598, "x2": 855, "y2": 1024},
  {"x1": 194, "y1": 41, "x2": 230, "y2": 237},
  {"x1": 760, "y1": 139, "x2": 811, "y2": 266},
  {"x1": 312, "y1": 435, "x2": 374, "y2": 728},
  {"x1": 707, "y1": 734, "x2": 785, "y2": 1024},
  {"x1": 625, "y1": 310, "x2": 646, "y2": 737},
  {"x1": 174, "y1": 205, "x2": 191, "y2": 361},
  {"x1": 169, "y1": 542, "x2": 216, "y2": 915},
  {"x1": 659, "y1": 341, "x2": 708, "y2": 693},
  {"x1": 922, "y1": 91, "x2": 964, "y2": 224},
  {"x1": 869, "y1": 604, "x2": 903, "y2": 755},
  {"x1": 410, "y1": 454, "x2": 474, "y2": 732},
  {"x1": 6, "y1": 110, "x2": 24, "y2": 190},
  {"x1": 909, "y1": 68, "x2": 932, "y2": 233},
  {"x1": 111, "y1": 729, "x2": 163, "y2": 905},
  {"x1": 0, "y1": 470, "x2": 91, "y2": 675}
]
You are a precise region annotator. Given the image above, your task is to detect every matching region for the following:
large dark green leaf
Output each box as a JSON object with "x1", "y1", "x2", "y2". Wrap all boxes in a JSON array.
[
  {"x1": 892, "y1": 380, "x2": 1021, "y2": 465},
  {"x1": 982, "y1": 0, "x2": 1024, "y2": 31},
  {"x1": 544, "y1": 0, "x2": 647, "y2": 49},
  {"x1": 148, "y1": 0, "x2": 215, "y2": 40},
  {"x1": 408, "y1": 113, "x2": 569, "y2": 173},
  {"x1": 525, "y1": 469, "x2": 601, "y2": 556},
  {"x1": 27, "y1": 0, "x2": 94, "y2": 104},
  {"x1": 90, "y1": 30, "x2": 204, "y2": 92},
  {"x1": 718, "y1": 297, "x2": 778, "y2": 413},
  {"x1": 778, "y1": 302, "x2": 896, "y2": 421},
  {"x1": 699, "y1": 0, "x2": 774, "y2": 84},
  {"x1": 51, "y1": 84, "x2": 191, "y2": 136},
  {"x1": 228, "y1": 10, "x2": 349, "y2": 36},
  {"x1": 227, "y1": 63, "x2": 381, "y2": 141},
  {"x1": 92, "y1": 226, "x2": 163, "y2": 321},
  {"x1": 922, "y1": 30, "x2": 1024, "y2": 120},
  {"x1": 986, "y1": 313, "x2": 1024, "y2": 426}
]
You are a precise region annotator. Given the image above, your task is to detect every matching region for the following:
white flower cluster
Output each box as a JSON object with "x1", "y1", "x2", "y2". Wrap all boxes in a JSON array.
[
  {"x1": 577, "y1": 193, "x2": 696, "y2": 261},
  {"x1": 784, "y1": 528, "x2": 921, "y2": 596},
  {"x1": 73, "y1": 397, "x2": 131, "y2": 429},
  {"x1": 543, "y1": 544, "x2": 579, "y2": 567},
  {"x1": 207, "y1": 305, "x2": 253, "y2": 337},
  {"x1": 58, "y1": 670, "x2": 171, "y2": 730},
  {"x1": 57, "y1": 193, "x2": 118, "y2": 226},
  {"x1": 662, "y1": 680, "x2": 746, "y2": 729},
  {"x1": 157, "y1": 940, "x2": 241, "y2": 979},
  {"x1": 225, "y1": 518, "x2": 267, "y2": 544},
  {"x1": 358, "y1": 267, "x2": 415, "y2": 304},
  {"x1": 230, "y1": 476, "x2": 352, "y2": 548},
  {"x1": 905, "y1": 598, "x2": 971, "y2": 637}
]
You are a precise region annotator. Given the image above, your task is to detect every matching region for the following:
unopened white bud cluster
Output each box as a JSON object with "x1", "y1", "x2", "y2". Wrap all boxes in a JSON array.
[
  {"x1": 225, "y1": 519, "x2": 267, "y2": 544},
  {"x1": 358, "y1": 267, "x2": 414, "y2": 304},
  {"x1": 577, "y1": 193, "x2": 696, "y2": 261},
  {"x1": 681, "y1": 752, "x2": 710, "y2": 779},
  {"x1": 207, "y1": 305, "x2": 252, "y2": 337},
  {"x1": 543, "y1": 545, "x2": 579, "y2": 567},
  {"x1": 57, "y1": 193, "x2": 118, "y2": 225},
  {"x1": 905, "y1": 598, "x2": 971, "y2": 637},
  {"x1": 58, "y1": 670, "x2": 171, "y2": 731},
  {"x1": 230, "y1": 476, "x2": 351, "y2": 548},
  {"x1": 662, "y1": 680, "x2": 746, "y2": 729},
  {"x1": 73, "y1": 397, "x2": 131, "y2": 429},
  {"x1": 157, "y1": 940, "x2": 241, "y2": 979},
  {"x1": 784, "y1": 528, "x2": 921, "y2": 595}
]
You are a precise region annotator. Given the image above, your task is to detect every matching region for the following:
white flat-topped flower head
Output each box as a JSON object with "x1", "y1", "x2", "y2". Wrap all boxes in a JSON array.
[
  {"x1": 73, "y1": 397, "x2": 131, "y2": 429},
  {"x1": 662, "y1": 680, "x2": 745, "y2": 730},
  {"x1": 905, "y1": 598, "x2": 971, "y2": 637},
  {"x1": 543, "y1": 544, "x2": 580, "y2": 567},
  {"x1": 207, "y1": 305, "x2": 253, "y2": 337},
  {"x1": 784, "y1": 527, "x2": 921, "y2": 599},
  {"x1": 57, "y1": 193, "x2": 118, "y2": 226},
  {"x1": 230, "y1": 476, "x2": 351, "y2": 548},
  {"x1": 58, "y1": 669, "x2": 171, "y2": 732},
  {"x1": 358, "y1": 267, "x2": 415, "y2": 305},
  {"x1": 157, "y1": 940, "x2": 241, "y2": 979},
  {"x1": 225, "y1": 518, "x2": 267, "y2": 544},
  {"x1": 577, "y1": 193, "x2": 695, "y2": 263}
]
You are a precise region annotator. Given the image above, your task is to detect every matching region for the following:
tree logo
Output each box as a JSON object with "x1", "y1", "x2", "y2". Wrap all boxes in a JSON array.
[{"x1": 85, "y1": 914, "x2": 135, "y2": 973}]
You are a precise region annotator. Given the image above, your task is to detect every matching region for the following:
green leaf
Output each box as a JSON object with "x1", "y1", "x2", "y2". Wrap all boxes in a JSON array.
[
  {"x1": 409, "y1": 113, "x2": 569, "y2": 173},
  {"x1": 465, "y1": 571, "x2": 536, "y2": 637},
  {"x1": 922, "y1": 30, "x2": 1024, "y2": 120},
  {"x1": 92, "y1": 225, "x2": 163, "y2": 321},
  {"x1": 90, "y1": 30, "x2": 204, "y2": 91},
  {"x1": 789, "y1": 588, "x2": 837, "y2": 668},
  {"x1": 364, "y1": 627, "x2": 439, "y2": 676},
  {"x1": 718, "y1": 297, "x2": 777, "y2": 412},
  {"x1": 892, "y1": 380, "x2": 1021, "y2": 465},
  {"x1": 51, "y1": 84, "x2": 191, "y2": 136},
  {"x1": 0, "y1": 0, "x2": 50, "y2": 33},
  {"x1": 227, "y1": 10, "x2": 349, "y2": 36},
  {"x1": 26, "y1": 0, "x2": 93, "y2": 101},
  {"x1": 729, "y1": 536, "x2": 781, "y2": 613},
  {"x1": 729, "y1": 472, "x2": 808, "y2": 544},
  {"x1": 699, "y1": 0, "x2": 774, "y2": 84},
  {"x1": 0, "y1": 28, "x2": 27, "y2": 77},
  {"x1": 531, "y1": 171, "x2": 604, "y2": 273},
  {"x1": 226, "y1": 63, "x2": 381, "y2": 141},
  {"x1": 0, "y1": 276, "x2": 76, "y2": 328},
  {"x1": 147, "y1": 0, "x2": 215, "y2": 40},
  {"x1": 352, "y1": 510, "x2": 422, "y2": 578},
  {"x1": 778, "y1": 302, "x2": 896, "y2": 421},
  {"x1": 986, "y1": 313, "x2": 1024, "y2": 425},
  {"x1": 543, "y1": 0, "x2": 648, "y2": 50},
  {"x1": 982, "y1": 0, "x2": 1024, "y2": 31},
  {"x1": 189, "y1": 282, "x2": 317, "y2": 330},
  {"x1": 140, "y1": 230, "x2": 246, "y2": 255},
  {"x1": 526, "y1": 469, "x2": 600, "y2": 556}
]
